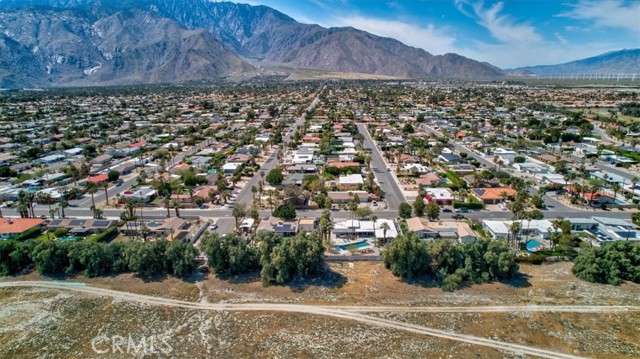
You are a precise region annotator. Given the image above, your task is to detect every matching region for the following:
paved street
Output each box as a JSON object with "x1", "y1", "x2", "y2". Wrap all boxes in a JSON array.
[
  {"x1": 234, "y1": 88, "x2": 324, "y2": 206},
  {"x1": 357, "y1": 123, "x2": 407, "y2": 211}
]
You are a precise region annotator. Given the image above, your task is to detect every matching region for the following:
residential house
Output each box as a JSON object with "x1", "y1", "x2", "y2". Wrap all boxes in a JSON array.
[
  {"x1": 332, "y1": 219, "x2": 398, "y2": 241},
  {"x1": 283, "y1": 173, "x2": 305, "y2": 187},
  {"x1": 406, "y1": 217, "x2": 477, "y2": 243},
  {"x1": 123, "y1": 217, "x2": 190, "y2": 241},
  {"x1": 256, "y1": 216, "x2": 299, "y2": 237},
  {"x1": 298, "y1": 217, "x2": 316, "y2": 233},
  {"x1": 35, "y1": 154, "x2": 66, "y2": 165},
  {"x1": 47, "y1": 218, "x2": 118, "y2": 235},
  {"x1": 483, "y1": 219, "x2": 553, "y2": 240},
  {"x1": 438, "y1": 153, "x2": 463, "y2": 164},
  {"x1": 287, "y1": 164, "x2": 317, "y2": 174},
  {"x1": 339, "y1": 174, "x2": 364, "y2": 190},
  {"x1": 0, "y1": 218, "x2": 44, "y2": 239},
  {"x1": 119, "y1": 187, "x2": 157, "y2": 203},
  {"x1": 328, "y1": 191, "x2": 370, "y2": 204},
  {"x1": 472, "y1": 187, "x2": 517, "y2": 204},
  {"x1": 89, "y1": 154, "x2": 113, "y2": 166},
  {"x1": 87, "y1": 173, "x2": 109, "y2": 185},
  {"x1": 424, "y1": 187, "x2": 454, "y2": 205}
]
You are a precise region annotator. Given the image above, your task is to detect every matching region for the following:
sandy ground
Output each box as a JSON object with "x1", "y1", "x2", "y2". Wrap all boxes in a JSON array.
[{"x1": 1, "y1": 262, "x2": 639, "y2": 358}]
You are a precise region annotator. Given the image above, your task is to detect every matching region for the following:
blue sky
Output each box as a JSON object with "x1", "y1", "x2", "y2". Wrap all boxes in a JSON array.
[{"x1": 239, "y1": 0, "x2": 640, "y2": 68}]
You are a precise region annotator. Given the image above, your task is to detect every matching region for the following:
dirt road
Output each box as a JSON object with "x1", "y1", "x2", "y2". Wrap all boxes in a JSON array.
[{"x1": 5, "y1": 281, "x2": 636, "y2": 359}]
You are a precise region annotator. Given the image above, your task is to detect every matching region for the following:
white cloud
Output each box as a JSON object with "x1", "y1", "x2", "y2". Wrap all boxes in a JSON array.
[
  {"x1": 328, "y1": 16, "x2": 458, "y2": 55},
  {"x1": 454, "y1": 0, "x2": 542, "y2": 44},
  {"x1": 559, "y1": 0, "x2": 640, "y2": 33}
]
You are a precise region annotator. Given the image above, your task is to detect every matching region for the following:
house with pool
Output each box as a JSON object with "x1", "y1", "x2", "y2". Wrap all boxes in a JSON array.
[{"x1": 330, "y1": 219, "x2": 398, "y2": 255}]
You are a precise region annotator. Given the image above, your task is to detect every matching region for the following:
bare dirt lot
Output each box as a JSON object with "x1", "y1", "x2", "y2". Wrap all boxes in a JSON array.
[
  {"x1": 197, "y1": 261, "x2": 640, "y2": 307},
  {"x1": 1, "y1": 262, "x2": 639, "y2": 358}
]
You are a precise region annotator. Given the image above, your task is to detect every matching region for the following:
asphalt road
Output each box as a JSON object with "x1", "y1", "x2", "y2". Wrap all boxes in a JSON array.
[
  {"x1": 357, "y1": 123, "x2": 407, "y2": 211},
  {"x1": 234, "y1": 88, "x2": 324, "y2": 206}
]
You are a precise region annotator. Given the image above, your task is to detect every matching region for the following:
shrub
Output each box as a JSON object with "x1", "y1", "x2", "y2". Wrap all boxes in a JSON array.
[{"x1": 54, "y1": 228, "x2": 69, "y2": 238}]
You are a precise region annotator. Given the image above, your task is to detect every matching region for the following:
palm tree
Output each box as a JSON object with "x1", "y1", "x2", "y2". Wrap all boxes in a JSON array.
[
  {"x1": 500, "y1": 191, "x2": 509, "y2": 204},
  {"x1": 232, "y1": 203, "x2": 246, "y2": 230},
  {"x1": 102, "y1": 181, "x2": 110, "y2": 205},
  {"x1": 164, "y1": 198, "x2": 171, "y2": 218},
  {"x1": 208, "y1": 189, "x2": 218, "y2": 204},
  {"x1": 508, "y1": 221, "x2": 522, "y2": 250},
  {"x1": 37, "y1": 192, "x2": 53, "y2": 217},
  {"x1": 612, "y1": 183, "x2": 621, "y2": 203},
  {"x1": 16, "y1": 201, "x2": 29, "y2": 218},
  {"x1": 86, "y1": 181, "x2": 97, "y2": 211},
  {"x1": 550, "y1": 219, "x2": 564, "y2": 251},
  {"x1": 380, "y1": 222, "x2": 391, "y2": 244},
  {"x1": 172, "y1": 201, "x2": 181, "y2": 218},
  {"x1": 120, "y1": 211, "x2": 131, "y2": 239},
  {"x1": 59, "y1": 193, "x2": 69, "y2": 219},
  {"x1": 251, "y1": 185, "x2": 258, "y2": 203},
  {"x1": 588, "y1": 178, "x2": 604, "y2": 208}
]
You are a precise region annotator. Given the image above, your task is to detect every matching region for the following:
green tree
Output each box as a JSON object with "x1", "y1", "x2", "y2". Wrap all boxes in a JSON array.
[
  {"x1": 413, "y1": 196, "x2": 426, "y2": 217},
  {"x1": 165, "y1": 240, "x2": 198, "y2": 278},
  {"x1": 108, "y1": 170, "x2": 121, "y2": 182},
  {"x1": 258, "y1": 231, "x2": 324, "y2": 286},
  {"x1": 124, "y1": 240, "x2": 167, "y2": 277},
  {"x1": 32, "y1": 240, "x2": 69, "y2": 274},
  {"x1": 572, "y1": 242, "x2": 640, "y2": 285},
  {"x1": 232, "y1": 203, "x2": 247, "y2": 229},
  {"x1": 201, "y1": 234, "x2": 258, "y2": 275},
  {"x1": 398, "y1": 202, "x2": 412, "y2": 219},
  {"x1": 382, "y1": 232, "x2": 430, "y2": 278},
  {"x1": 266, "y1": 168, "x2": 284, "y2": 186},
  {"x1": 426, "y1": 201, "x2": 440, "y2": 221},
  {"x1": 354, "y1": 206, "x2": 372, "y2": 219},
  {"x1": 273, "y1": 203, "x2": 297, "y2": 221}
]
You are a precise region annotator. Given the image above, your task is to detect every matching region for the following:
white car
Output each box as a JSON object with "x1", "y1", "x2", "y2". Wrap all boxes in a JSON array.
[{"x1": 209, "y1": 223, "x2": 218, "y2": 230}]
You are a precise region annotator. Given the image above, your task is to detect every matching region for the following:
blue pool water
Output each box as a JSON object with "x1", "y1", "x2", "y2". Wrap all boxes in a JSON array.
[
  {"x1": 334, "y1": 241, "x2": 370, "y2": 251},
  {"x1": 526, "y1": 240, "x2": 543, "y2": 252},
  {"x1": 58, "y1": 236, "x2": 80, "y2": 242}
]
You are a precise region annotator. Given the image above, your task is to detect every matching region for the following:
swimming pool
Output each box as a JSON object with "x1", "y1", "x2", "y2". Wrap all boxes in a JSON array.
[
  {"x1": 334, "y1": 241, "x2": 370, "y2": 251},
  {"x1": 57, "y1": 236, "x2": 81, "y2": 242},
  {"x1": 526, "y1": 240, "x2": 544, "y2": 252}
]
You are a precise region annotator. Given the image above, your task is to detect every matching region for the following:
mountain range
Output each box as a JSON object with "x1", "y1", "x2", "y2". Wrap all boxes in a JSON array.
[
  {"x1": 0, "y1": 0, "x2": 506, "y2": 87},
  {"x1": 512, "y1": 49, "x2": 640, "y2": 76},
  {"x1": 0, "y1": 0, "x2": 637, "y2": 88}
]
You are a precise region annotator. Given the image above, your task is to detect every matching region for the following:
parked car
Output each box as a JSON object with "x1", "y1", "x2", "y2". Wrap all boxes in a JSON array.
[
  {"x1": 442, "y1": 208, "x2": 453, "y2": 213},
  {"x1": 209, "y1": 223, "x2": 218, "y2": 230},
  {"x1": 372, "y1": 201, "x2": 378, "y2": 206},
  {"x1": 452, "y1": 214, "x2": 465, "y2": 220}
]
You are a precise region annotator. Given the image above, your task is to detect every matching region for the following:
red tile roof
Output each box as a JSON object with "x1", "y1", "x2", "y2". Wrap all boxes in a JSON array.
[
  {"x1": 129, "y1": 141, "x2": 147, "y2": 148},
  {"x1": 88, "y1": 173, "x2": 109, "y2": 184},
  {"x1": 0, "y1": 218, "x2": 44, "y2": 235},
  {"x1": 326, "y1": 161, "x2": 361, "y2": 168}
]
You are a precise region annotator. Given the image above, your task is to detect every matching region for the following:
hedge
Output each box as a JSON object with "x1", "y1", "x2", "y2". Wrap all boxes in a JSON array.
[
  {"x1": 14, "y1": 226, "x2": 43, "y2": 241},
  {"x1": 453, "y1": 201, "x2": 484, "y2": 210},
  {"x1": 87, "y1": 227, "x2": 118, "y2": 243}
]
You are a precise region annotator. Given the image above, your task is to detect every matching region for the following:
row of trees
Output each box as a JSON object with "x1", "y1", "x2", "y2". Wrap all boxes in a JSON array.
[
  {"x1": 200, "y1": 231, "x2": 324, "y2": 286},
  {"x1": 0, "y1": 239, "x2": 198, "y2": 278},
  {"x1": 572, "y1": 241, "x2": 640, "y2": 285},
  {"x1": 383, "y1": 233, "x2": 519, "y2": 291},
  {"x1": 397, "y1": 199, "x2": 440, "y2": 220}
]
